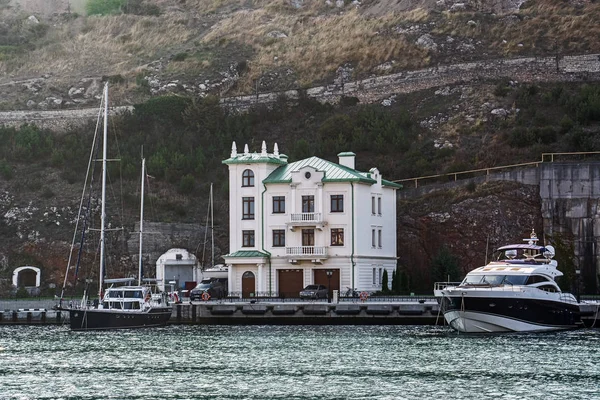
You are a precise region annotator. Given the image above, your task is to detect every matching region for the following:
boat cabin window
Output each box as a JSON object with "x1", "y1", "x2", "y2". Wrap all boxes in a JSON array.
[
  {"x1": 123, "y1": 290, "x2": 143, "y2": 298},
  {"x1": 503, "y1": 275, "x2": 528, "y2": 285},
  {"x1": 108, "y1": 302, "x2": 123, "y2": 309},
  {"x1": 538, "y1": 284, "x2": 558, "y2": 292},
  {"x1": 525, "y1": 275, "x2": 551, "y2": 285},
  {"x1": 107, "y1": 290, "x2": 123, "y2": 298}
]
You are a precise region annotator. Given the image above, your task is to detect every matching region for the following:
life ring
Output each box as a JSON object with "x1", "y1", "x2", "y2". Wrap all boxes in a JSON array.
[
  {"x1": 359, "y1": 291, "x2": 368, "y2": 302},
  {"x1": 201, "y1": 292, "x2": 211, "y2": 302}
]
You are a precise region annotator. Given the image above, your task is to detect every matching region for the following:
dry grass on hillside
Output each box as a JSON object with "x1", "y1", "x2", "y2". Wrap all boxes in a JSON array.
[
  {"x1": 202, "y1": 8, "x2": 429, "y2": 90},
  {"x1": 0, "y1": 13, "x2": 195, "y2": 78},
  {"x1": 433, "y1": 0, "x2": 600, "y2": 55}
]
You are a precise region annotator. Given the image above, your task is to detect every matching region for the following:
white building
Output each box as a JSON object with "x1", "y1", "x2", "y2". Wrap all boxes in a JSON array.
[
  {"x1": 155, "y1": 248, "x2": 201, "y2": 292},
  {"x1": 222, "y1": 141, "x2": 401, "y2": 298}
]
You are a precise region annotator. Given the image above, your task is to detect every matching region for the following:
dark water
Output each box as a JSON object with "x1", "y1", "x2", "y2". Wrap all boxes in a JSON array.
[{"x1": 0, "y1": 325, "x2": 599, "y2": 400}]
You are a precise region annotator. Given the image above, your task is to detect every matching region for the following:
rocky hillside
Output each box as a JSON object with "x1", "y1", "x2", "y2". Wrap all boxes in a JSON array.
[{"x1": 1, "y1": 0, "x2": 599, "y2": 295}]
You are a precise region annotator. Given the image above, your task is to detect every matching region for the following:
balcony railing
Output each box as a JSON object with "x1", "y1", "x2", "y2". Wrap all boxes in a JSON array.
[
  {"x1": 290, "y1": 212, "x2": 322, "y2": 223},
  {"x1": 287, "y1": 213, "x2": 326, "y2": 230},
  {"x1": 285, "y1": 246, "x2": 328, "y2": 259}
]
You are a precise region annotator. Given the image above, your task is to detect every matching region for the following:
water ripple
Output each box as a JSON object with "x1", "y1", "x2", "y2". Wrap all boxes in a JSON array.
[{"x1": 0, "y1": 325, "x2": 599, "y2": 399}]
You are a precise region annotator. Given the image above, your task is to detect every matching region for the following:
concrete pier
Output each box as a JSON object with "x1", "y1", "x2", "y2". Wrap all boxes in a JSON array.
[
  {"x1": 1, "y1": 299, "x2": 598, "y2": 327},
  {"x1": 170, "y1": 301, "x2": 441, "y2": 325}
]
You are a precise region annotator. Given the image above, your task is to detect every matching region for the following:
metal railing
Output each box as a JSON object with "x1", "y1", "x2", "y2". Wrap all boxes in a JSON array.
[{"x1": 394, "y1": 151, "x2": 600, "y2": 188}]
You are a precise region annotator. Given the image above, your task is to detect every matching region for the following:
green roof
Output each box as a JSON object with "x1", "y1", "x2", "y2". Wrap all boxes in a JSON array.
[
  {"x1": 222, "y1": 152, "x2": 288, "y2": 166},
  {"x1": 224, "y1": 250, "x2": 269, "y2": 258},
  {"x1": 263, "y1": 156, "x2": 402, "y2": 188}
]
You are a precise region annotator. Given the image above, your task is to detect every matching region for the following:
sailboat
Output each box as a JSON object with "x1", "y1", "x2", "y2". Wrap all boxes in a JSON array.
[{"x1": 57, "y1": 83, "x2": 172, "y2": 331}]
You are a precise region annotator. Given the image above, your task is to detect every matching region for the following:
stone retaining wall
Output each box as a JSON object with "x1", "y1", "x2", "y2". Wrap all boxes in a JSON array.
[{"x1": 1, "y1": 54, "x2": 599, "y2": 130}]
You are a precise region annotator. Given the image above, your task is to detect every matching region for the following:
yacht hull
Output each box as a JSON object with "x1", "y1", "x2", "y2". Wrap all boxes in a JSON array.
[
  {"x1": 63, "y1": 307, "x2": 172, "y2": 331},
  {"x1": 441, "y1": 295, "x2": 581, "y2": 333}
]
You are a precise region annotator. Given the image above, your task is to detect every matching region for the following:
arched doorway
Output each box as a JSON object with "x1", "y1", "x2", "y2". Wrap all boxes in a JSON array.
[
  {"x1": 12, "y1": 266, "x2": 41, "y2": 288},
  {"x1": 241, "y1": 271, "x2": 256, "y2": 298}
]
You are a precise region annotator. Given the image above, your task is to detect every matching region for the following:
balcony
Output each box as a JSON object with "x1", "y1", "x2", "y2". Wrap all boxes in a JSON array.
[
  {"x1": 286, "y1": 212, "x2": 327, "y2": 230},
  {"x1": 285, "y1": 246, "x2": 328, "y2": 263}
]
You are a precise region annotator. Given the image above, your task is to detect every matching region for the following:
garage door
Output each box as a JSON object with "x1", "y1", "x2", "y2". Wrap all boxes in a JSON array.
[
  {"x1": 278, "y1": 269, "x2": 303, "y2": 299},
  {"x1": 314, "y1": 269, "x2": 340, "y2": 299}
]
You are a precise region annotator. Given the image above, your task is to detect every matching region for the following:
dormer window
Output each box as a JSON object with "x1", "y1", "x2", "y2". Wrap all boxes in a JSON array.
[{"x1": 242, "y1": 169, "x2": 254, "y2": 187}]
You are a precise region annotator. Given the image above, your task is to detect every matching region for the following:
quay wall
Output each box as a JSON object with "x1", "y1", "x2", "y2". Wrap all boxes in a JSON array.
[{"x1": 1, "y1": 299, "x2": 599, "y2": 327}]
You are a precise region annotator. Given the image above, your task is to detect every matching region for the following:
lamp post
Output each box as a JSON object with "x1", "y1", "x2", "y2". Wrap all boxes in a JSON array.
[{"x1": 326, "y1": 270, "x2": 333, "y2": 303}]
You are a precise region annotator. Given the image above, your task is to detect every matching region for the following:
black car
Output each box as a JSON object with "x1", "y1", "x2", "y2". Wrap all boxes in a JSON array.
[
  {"x1": 299, "y1": 284, "x2": 328, "y2": 300},
  {"x1": 190, "y1": 279, "x2": 227, "y2": 301}
]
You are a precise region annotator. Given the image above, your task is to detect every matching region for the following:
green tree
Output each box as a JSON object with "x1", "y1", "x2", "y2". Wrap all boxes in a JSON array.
[
  {"x1": 381, "y1": 269, "x2": 389, "y2": 292},
  {"x1": 431, "y1": 245, "x2": 461, "y2": 283}
]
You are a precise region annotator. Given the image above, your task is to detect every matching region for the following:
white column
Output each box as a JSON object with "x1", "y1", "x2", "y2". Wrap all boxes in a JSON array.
[
  {"x1": 317, "y1": 183, "x2": 323, "y2": 216},
  {"x1": 290, "y1": 183, "x2": 297, "y2": 214},
  {"x1": 257, "y1": 263, "x2": 264, "y2": 294},
  {"x1": 227, "y1": 264, "x2": 234, "y2": 296}
]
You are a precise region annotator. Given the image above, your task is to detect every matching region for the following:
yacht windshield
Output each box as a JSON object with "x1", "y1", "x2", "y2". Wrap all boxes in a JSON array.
[{"x1": 461, "y1": 275, "x2": 528, "y2": 286}]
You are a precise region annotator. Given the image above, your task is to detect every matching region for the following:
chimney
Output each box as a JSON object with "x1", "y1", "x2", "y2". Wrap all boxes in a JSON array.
[{"x1": 338, "y1": 152, "x2": 356, "y2": 170}]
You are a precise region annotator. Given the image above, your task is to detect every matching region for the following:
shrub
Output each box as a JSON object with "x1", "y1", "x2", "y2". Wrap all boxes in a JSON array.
[
  {"x1": 173, "y1": 52, "x2": 188, "y2": 62},
  {"x1": 134, "y1": 95, "x2": 192, "y2": 126},
  {"x1": 122, "y1": 0, "x2": 160, "y2": 16},
  {"x1": 559, "y1": 114, "x2": 574, "y2": 133},
  {"x1": 493, "y1": 80, "x2": 511, "y2": 97},
  {"x1": 339, "y1": 96, "x2": 360, "y2": 107},
  {"x1": 178, "y1": 174, "x2": 195, "y2": 194},
  {"x1": 86, "y1": 0, "x2": 124, "y2": 16},
  {"x1": 0, "y1": 159, "x2": 12, "y2": 180},
  {"x1": 430, "y1": 245, "x2": 461, "y2": 283},
  {"x1": 15, "y1": 286, "x2": 29, "y2": 298}
]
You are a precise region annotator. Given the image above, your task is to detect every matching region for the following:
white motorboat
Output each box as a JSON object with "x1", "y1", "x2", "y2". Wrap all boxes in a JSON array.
[{"x1": 435, "y1": 230, "x2": 582, "y2": 333}]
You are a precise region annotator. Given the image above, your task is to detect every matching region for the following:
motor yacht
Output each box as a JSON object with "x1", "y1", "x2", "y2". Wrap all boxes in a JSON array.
[{"x1": 435, "y1": 230, "x2": 581, "y2": 333}]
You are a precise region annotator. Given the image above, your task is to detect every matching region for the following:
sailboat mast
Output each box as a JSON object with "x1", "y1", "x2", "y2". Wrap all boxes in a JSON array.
[
  {"x1": 98, "y1": 82, "x2": 108, "y2": 299},
  {"x1": 138, "y1": 158, "x2": 145, "y2": 285},
  {"x1": 210, "y1": 183, "x2": 214, "y2": 268}
]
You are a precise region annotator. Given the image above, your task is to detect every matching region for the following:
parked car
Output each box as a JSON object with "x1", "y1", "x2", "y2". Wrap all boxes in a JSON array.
[
  {"x1": 190, "y1": 278, "x2": 227, "y2": 300},
  {"x1": 299, "y1": 284, "x2": 328, "y2": 300}
]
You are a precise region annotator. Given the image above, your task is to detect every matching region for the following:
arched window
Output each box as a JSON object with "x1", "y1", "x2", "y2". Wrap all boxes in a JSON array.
[{"x1": 242, "y1": 169, "x2": 254, "y2": 187}]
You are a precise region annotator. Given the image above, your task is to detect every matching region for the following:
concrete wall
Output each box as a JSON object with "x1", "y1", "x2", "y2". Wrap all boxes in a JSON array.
[
  {"x1": 398, "y1": 162, "x2": 600, "y2": 292},
  {"x1": 540, "y1": 162, "x2": 600, "y2": 293}
]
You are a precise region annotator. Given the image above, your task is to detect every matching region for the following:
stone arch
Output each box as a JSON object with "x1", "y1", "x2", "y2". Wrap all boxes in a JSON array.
[{"x1": 12, "y1": 266, "x2": 41, "y2": 288}]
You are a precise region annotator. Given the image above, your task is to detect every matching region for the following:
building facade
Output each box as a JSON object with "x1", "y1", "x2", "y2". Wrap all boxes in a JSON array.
[{"x1": 222, "y1": 141, "x2": 401, "y2": 298}]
